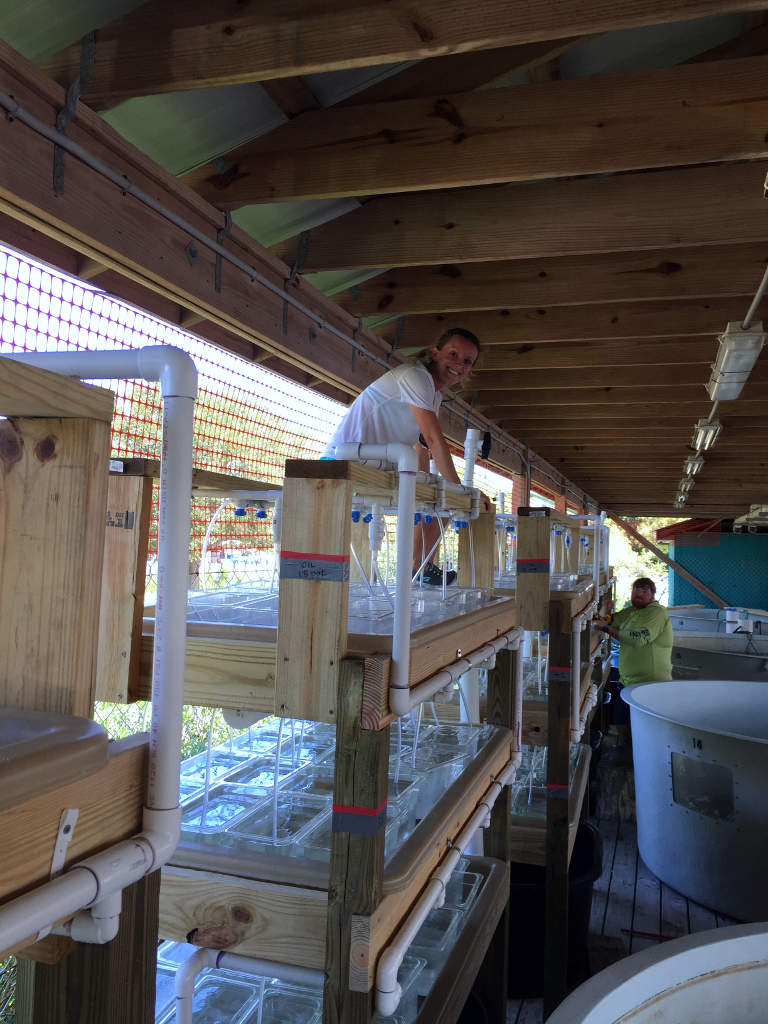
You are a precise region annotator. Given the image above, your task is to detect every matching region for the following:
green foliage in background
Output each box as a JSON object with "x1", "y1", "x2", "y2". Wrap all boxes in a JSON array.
[{"x1": 608, "y1": 516, "x2": 679, "y2": 607}]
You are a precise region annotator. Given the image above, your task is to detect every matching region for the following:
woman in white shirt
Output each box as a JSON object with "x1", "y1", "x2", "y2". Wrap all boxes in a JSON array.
[{"x1": 325, "y1": 328, "x2": 484, "y2": 585}]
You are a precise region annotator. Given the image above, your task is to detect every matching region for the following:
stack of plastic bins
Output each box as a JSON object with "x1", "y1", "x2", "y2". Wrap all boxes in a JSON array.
[{"x1": 173, "y1": 719, "x2": 504, "y2": 873}]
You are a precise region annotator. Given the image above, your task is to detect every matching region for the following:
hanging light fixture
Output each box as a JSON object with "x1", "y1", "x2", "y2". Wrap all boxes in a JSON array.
[
  {"x1": 678, "y1": 477, "x2": 695, "y2": 494},
  {"x1": 691, "y1": 417, "x2": 722, "y2": 451},
  {"x1": 707, "y1": 321, "x2": 765, "y2": 401},
  {"x1": 684, "y1": 454, "x2": 704, "y2": 476}
]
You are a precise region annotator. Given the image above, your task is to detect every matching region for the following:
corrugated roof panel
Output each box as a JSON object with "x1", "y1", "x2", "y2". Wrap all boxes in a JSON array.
[
  {"x1": 103, "y1": 84, "x2": 286, "y2": 176},
  {"x1": 234, "y1": 198, "x2": 362, "y2": 250}
]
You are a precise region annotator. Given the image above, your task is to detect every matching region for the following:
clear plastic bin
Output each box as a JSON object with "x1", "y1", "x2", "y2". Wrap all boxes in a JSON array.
[{"x1": 229, "y1": 793, "x2": 328, "y2": 846}]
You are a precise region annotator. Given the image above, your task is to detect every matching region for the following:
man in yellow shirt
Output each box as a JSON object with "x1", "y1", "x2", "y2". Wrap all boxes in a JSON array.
[{"x1": 595, "y1": 577, "x2": 673, "y2": 686}]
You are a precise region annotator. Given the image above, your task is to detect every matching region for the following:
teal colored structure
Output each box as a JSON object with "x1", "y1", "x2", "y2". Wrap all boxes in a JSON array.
[{"x1": 667, "y1": 532, "x2": 768, "y2": 610}]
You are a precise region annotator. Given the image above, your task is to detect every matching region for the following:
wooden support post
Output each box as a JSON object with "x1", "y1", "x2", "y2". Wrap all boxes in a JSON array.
[
  {"x1": 544, "y1": 600, "x2": 573, "y2": 1018},
  {"x1": 458, "y1": 508, "x2": 496, "y2": 589},
  {"x1": 516, "y1": 508, "x2": 553, "y2": 630},
  {"x1": 469, "y1": 644, "x2": 518, "y2": 1022},
  {"x1": 276, "y1": 466, "x2": 352, "y2": 723},
  {"x1": 97, "y1": 472, "x2": 152, "y2": 703},
  {"x1": 0, "y1": 361, "x2": 157, "y2": 1024},
  {"x1": 324, "y1": 659, "x2": 389, "y2": 1024},
  {"x1": 16, "y1": 871, "x2": 160, "y2": 1024},
  {"x1": 0, "y1": 414, "x2": 112, "y2": 716}
]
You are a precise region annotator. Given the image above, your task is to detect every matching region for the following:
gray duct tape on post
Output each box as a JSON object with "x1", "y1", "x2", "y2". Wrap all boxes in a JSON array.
[
  {"x1": 53, "y1": 33, "x2": 95, "y2": 196},
  {"x1": 283, "y1": 230, "x2": 310, "y2": 334}
]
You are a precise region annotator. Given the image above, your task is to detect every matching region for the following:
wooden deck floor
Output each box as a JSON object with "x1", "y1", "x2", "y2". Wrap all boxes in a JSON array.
[{"x1": 506, "y1": 759, "x2": 739, "y2": 1023}]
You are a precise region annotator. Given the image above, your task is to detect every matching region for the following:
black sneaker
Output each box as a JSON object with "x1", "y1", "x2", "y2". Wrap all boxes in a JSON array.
[{"x1": 421, "y1": 562, "x2": 457, "y2": 586}]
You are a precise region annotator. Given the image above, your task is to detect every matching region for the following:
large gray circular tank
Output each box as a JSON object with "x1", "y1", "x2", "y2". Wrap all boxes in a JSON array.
[{"x1": 622, "y1": 680, "x2": 768, "y2": 921}]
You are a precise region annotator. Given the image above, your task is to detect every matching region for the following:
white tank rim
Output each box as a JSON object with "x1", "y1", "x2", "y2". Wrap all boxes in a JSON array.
[
  {"x1": 548, "y1": 922, "x2": 768, "y2": 1024},
  {"x1": 621, "y1": 679, "x2": 768, "y2": 745}
]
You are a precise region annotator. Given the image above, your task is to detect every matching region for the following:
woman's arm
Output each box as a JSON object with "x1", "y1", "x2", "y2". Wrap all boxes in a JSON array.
[
  {"x1": 409, "y1": 406, "x2": 462, "y2": 484},
  {"x1": 410, "y1": 405, "x2": 492, "y2": 510}
]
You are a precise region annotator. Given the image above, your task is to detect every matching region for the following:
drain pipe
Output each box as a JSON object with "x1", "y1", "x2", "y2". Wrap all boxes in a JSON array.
[
  {"x1": 333, "y1": 443, "x2": 417, "y2": 712},
  {"x1": 407, "y1": 627, "x2": 522, "y2": 714},
  {"x1": 175, "y1": 948, "x2": 324, "y2": 1024},
  {"x1": 375, "y1": 754, "x2": 520, "y2": 1017},
  {"x1": 0, "y1": 345, "x2": 195, "y2": 948}
]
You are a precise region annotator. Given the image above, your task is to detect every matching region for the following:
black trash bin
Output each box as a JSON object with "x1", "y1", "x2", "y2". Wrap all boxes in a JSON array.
[{"x1": 507, "y1": 820, "x2": 603, "y2": 997}]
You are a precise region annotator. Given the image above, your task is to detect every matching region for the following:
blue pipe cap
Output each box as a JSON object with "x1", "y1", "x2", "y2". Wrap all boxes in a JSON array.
[
  {"x1": 351, "y1": 510, "x2": 361, "y2": 523},
  {"x1": 424, "y1": 515, "x2": 433, "y2": 524},
  {"x1": 414, "y1": 513, "x2": 422, "y2": 525},
  {"x1": 256, "y1": 508, "x2": 267, "y2": 518},
  {"x1": 363, "y1": 513, "x2": 373, "y2": 523},
  {"x1": 233, "y1": 507, "x2": 247, "y2": 517}
]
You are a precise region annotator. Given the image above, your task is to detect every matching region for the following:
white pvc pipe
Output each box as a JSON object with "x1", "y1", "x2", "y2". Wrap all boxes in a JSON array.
[
  {"x1": 571, "y1": 607, "x2": 596, "y2": 742},
  {"x1": 399, "y1": 627, "x2": 522, "y2": 715},
  {"x1": 375, "y1": 755, "x2": 520, "y2": 1016},
  {"x1": 463, "y1": 428, "x2": 481, "y2": 487},
  {"x1": 174, "y1": 947, "x2": 324, "y2": 1024},
  {"x1": 0, "y1": 346, "x2": 195, "y2": 951},
  {"x1": 333, "y1": 443, "x2": 417, "y2": 705}
]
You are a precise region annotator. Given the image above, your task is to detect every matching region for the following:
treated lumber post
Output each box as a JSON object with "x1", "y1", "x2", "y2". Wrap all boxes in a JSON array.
[
  {"x1": 276, "y1": 463, "x2": 353, "y2": 723},
  {"x1": 516, "y1": 507, "x2": 553, "y2": 630},
  {"x1": 16, "y1": 871, "x2": 160, "y2": 1024},
  {"x1": 97, "y1": 472, "x2": 153, "y2": 703},
  {"x1": 544, "y1": 600, "x2": 573, "y2": 1018},
  {"x1": 469, "y1": 644, "x2": 518, "y2": 1021},
  {"x1": 324, "y1": 659, "x2": 389, "y2": 1024},
  {"x1": 0, "y1": 373, "x2": 113, "y2": 715}
]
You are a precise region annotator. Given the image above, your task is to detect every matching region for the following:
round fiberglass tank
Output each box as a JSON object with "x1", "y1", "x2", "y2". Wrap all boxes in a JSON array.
[
  {"x1": 622, "y1": 680, "x2": 768, "y2": 921},
  {"x1": 548, "y1": 922, "x2": 768, "y2": 1024}
]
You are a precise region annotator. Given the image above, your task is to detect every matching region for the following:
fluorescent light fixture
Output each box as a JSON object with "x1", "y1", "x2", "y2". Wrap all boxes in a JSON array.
[
  {"x1": 707, "y1": 321, "x2": 765, "y2": 401},
  {"x1": 678, "y1": 477, "x2": 695, "y2": 494},
  {"x1": 673, "y1": 496, "x2": 687, "y2": 509},
  {"x1": 684, "y1": 454, "x2": 704, "y2": 476},
  {"x1": 691, "y1": 417, "x2": 722, "y2": 451}
]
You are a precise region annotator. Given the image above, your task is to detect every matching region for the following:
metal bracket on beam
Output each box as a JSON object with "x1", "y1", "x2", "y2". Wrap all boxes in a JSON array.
[
  {"x1": 351, "y1": 317, "x2": 363, "y2": 372},
  {"x1": 215, "y1": 211, "x2": 232, "y2": 294},
  {"x1": 53, "y1": 32, "x2": 94, "y2": 196},
  {"x1": 282, "y1": 230, "x2": 310, "y2": 335},
  {"x1": 387, "y1": 316, "x2": 405, "y2": 364}
]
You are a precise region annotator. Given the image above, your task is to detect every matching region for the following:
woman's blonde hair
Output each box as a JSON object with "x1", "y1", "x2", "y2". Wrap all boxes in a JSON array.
[{"x1": 413, "y1": 328, "x2": 481, "y2": 387}]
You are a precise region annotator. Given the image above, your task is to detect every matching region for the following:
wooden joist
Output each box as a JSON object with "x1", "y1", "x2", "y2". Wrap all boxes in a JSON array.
[
  {"x1": 40, "y1": 0, "x2": 768, "y2": 106},
  {"x1": 385, "y1": 296, "x2": 768, "y2": 348},
  {"x1": 185, "y1": 56, "x2": 768, "y2": 204},
  {"x1": 0, "y1": 41, "x2": 391, "y2": 400},
  {"x1": 339, "y1": 244, "x2": 768, "y2": 318},
  {"x1": 273, "y1": 162, "x2": 768, "y2": 271}
]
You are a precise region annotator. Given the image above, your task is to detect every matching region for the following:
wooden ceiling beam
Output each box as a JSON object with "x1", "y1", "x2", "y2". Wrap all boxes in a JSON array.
[
  {"x1": 273, "y1": 162, "x2": 768, "y2": 271},
  {"x1": 338, "y1": 245, "x2": 768, "y2": 318},
  {"x1": 479, "y1": 383, "x2": 768, "y2": 409},
  {"x1": 39, "y1": 0, "x2": 767, "y2": 108},
  {"x1": 475, "y1": 338, "x2": 719, "y2": 372},
  {"x1": 468, "y1": 364, "x2": 724, "y2": 392},
  {"x1": 381, "y1": 297, "x2": 768, "y2": 348},
  {"x1": 0, "y1": 41, "x2": 397, "y2": 402},
  {"x1": 185, "y1": 56, "x2": 768, "y2": 205},
  {"x1": 339, "y1": 38, "x2": 584, "y2": 105}
]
